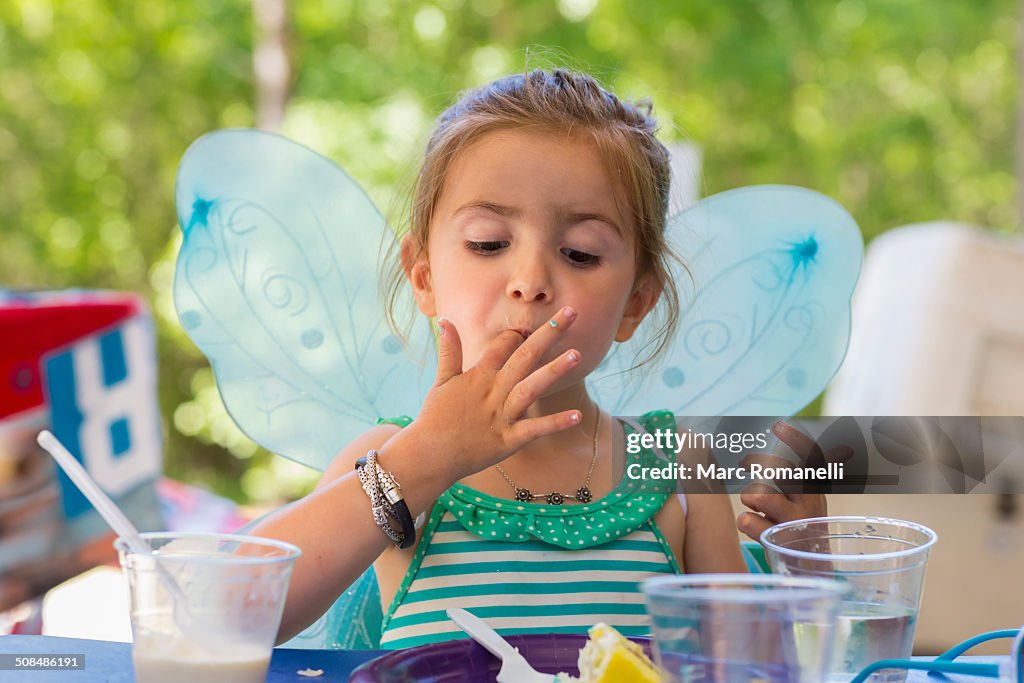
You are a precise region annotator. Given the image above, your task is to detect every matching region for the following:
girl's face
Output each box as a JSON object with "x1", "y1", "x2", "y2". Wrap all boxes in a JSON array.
[{"x1": 407, "y1": 129, "x2": 658, "y2": 389}]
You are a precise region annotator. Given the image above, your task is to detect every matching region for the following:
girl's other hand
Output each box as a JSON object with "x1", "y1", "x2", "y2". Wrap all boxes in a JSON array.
[
  {"x1": 736, "y1": 421, "x2": 854, "y2": 543},
  {"x1": 398, "y1": 305, "x2": 584, "y2": 485}
]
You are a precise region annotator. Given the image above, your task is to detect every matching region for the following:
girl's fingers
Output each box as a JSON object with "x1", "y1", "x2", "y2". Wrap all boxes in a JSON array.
[
  {"x1": 495, "y1": 306, "x2": 577, "y2": 394},
  {"x1": 433, "y1": 318, "x2": 464, "y2": 385},
  {"x1": 476, "y1": 329, "x2": 530, "y2": 374},
  {"x1": 739, "y1": 482, "x2": 780, "y2": 515},
  {"x1": 507, "y1": 409, "x2": 582, "y2": 447},
  {"x1": 740, "y1": 452, "x2": 799, "y2": 471},
  {"x1": 772, "y1": 421, "x2": 825, "y2": 468},
  {"x1": 740, "y1": 479, "x2": 826, "y2": 527},
  {"x1": 736, "y1": 511, "x2": 772, "y2": 542},
  {"x1": 741, "y1": 484, "x2": 800, "y2": 527},
  {"x1": 503, "y1": 349, "x2": 581, "y2": 418},
  {"x1": 740, "y1": 452, "x2": 833, "y2": 498}
]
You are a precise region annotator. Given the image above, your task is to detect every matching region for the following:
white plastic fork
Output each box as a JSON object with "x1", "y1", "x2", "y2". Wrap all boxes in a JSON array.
[{"x1": 446, "y1": 608, "x2": 557, "y2": 683}]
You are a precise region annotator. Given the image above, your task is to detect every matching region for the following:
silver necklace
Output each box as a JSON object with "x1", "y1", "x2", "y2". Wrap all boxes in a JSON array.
[{"x1": 494, "y1": 410, "x2": 600, "y2": 505}]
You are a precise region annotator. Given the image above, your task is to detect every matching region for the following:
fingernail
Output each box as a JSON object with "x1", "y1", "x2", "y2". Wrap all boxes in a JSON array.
[
  {"x1": 567, "y1": 351, "x2": 579, "y2": 363},
  {"x1": 569, "y1": 412, "x2": 580, "y2": 423},
  {"x1": 437, "y1": 318, "x2": 448, "y2": 335},
  {"x1": 772, "y1": 420, "x2": 785, "y2": 433},
  {"x1": 562, "y1": 306, "x2": 577, "y2": 321}
]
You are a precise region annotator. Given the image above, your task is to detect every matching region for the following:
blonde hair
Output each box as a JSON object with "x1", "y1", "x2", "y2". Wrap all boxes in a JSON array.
[{"x1": 383, "y1": 68, "x2": 682, "y2": 368}]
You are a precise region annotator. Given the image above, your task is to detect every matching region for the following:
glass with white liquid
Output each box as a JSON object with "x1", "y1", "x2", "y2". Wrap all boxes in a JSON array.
[
  {"x1": 117, "y1": 531, "x2": 301, "y2": 683},
  {"x1": 761, "y1": 517, "x2": 937, "y2": 683}
]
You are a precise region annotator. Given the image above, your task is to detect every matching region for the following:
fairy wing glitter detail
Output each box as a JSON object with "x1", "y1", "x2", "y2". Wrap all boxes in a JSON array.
[
  {"x1": 173, "y1": 129, "x2": 436, "y2": 471},
  {"x1": 174, "y1": 131, "x2": 862, "y2": 472},
  {"x1": 587, "y1": 185, "x2": 863, "y2": 416}
]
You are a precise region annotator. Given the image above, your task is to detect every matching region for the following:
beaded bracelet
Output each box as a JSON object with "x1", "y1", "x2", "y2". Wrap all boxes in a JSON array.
[{"x1": 355, "y1": 450, "x2": 416, "y2": 549}]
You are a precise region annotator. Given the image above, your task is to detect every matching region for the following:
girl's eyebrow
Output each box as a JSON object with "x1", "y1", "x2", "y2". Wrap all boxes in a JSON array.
[
  {"x1": 566, "y1": 211, "x2": 623, "y2": 236},
  {"x1": 453, "y1": 200, "x2": 521, "y2": 219},
  {"x1": 453, "y1": 200, "x2": 623, "y2": 236}
]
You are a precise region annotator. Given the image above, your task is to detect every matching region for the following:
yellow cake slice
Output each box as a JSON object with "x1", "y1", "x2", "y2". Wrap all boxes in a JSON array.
[{"x1": 557, "y1": 623, "x2": 665, "y2": 683}]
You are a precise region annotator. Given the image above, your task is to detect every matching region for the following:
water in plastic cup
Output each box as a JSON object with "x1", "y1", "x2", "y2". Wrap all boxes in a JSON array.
[
  {"x1": 761, "y1": 516, "x2": 937, "y2": 683},
  {"x1": 642, "y1": 574, "x2": 847, "y2": 682},
  {"x1": 116, "y1": 531, "x2": 301, "y2": 683}
]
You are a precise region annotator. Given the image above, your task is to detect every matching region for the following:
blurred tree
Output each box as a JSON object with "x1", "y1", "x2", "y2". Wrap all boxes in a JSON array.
[{"x1": 0, "y1": 0, "x2": 1017, "y2": 504}]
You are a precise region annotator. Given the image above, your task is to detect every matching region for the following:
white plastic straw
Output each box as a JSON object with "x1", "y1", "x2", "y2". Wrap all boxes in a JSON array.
[
  {"x1": 36, "y1": 430, "x2": 152, "y2": 555},
  {"x1": 36, "y1": 430, "x2": 231, "y2": 642}
]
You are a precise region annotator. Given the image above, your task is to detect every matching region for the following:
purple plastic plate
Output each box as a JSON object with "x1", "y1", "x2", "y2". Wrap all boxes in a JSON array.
[{"x1": 349, "y1": 633, "x2": 654, "y2": 682}]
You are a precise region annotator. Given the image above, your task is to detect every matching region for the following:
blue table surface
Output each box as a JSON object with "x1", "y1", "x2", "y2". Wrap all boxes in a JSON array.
[
  {"x1": 0, "y1": 634, "x2": 1007, "y2": 682},
  {"x1": 0, "y1": 636, "x2": 379, "y2": 682}
]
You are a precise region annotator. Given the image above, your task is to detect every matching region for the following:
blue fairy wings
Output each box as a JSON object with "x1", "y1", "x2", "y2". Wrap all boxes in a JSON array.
[
  {"x1": 174, "y1": 130, "x2": 862, "y2": 472},
  {"x1": 174, "y1": 130, "x2": 436, "y2": 471},
  {"x1": 588, "y1": 185, "x2": 862, "y2": 417}
]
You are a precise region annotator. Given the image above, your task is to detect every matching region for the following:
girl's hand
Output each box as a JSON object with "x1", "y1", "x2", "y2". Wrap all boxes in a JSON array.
[
  {"x1": 736, "y1": 421, "x2": 854, "y2": 543},
  {"x1": 401, "y1": 305, "x2": 584, "y2": 484}
]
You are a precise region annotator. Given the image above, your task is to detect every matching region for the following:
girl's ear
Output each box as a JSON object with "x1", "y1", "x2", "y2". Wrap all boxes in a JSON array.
[
  {"x1": 615, "y1": 276, "x2": 662, "y2": 342},
  {"x1": 401, "y1": 235, "x2": 436, "y2": 317}
]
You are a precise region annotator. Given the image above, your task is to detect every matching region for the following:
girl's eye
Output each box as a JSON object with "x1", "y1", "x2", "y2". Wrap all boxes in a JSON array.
[
  {"x1": 465, "y1": 240, "x2": 508, "y2": 254},
  {"x1": 561, "y1": 248, "x2": 601, "y2": 267}
]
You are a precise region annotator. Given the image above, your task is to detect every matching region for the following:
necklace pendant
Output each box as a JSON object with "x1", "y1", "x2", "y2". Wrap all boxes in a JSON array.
[
  {"x1": 546, "y1": 491, "x2": 565, "y2": 505},
  {"x1": 575, "y1": 486, "x2": 593, "y2": 503},
  {"x1": 514, "y1": 487, "x2": 533, "y2": 502}
]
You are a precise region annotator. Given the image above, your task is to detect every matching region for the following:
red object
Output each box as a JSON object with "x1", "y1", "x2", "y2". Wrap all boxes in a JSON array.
[
  {"x1": 0, "y1": 293, "x2": 142, "y2": 419},
  {"x1": 9, "y1": 599, "x2": 44, "y2": 635}
]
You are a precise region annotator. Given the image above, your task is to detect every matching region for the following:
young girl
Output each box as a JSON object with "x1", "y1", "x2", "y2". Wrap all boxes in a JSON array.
[{"x1": 252, "y1": 68, "x2": 826, "y2": 648}]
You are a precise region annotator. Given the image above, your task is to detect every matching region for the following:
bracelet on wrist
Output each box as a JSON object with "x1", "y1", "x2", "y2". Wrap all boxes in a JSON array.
[
  {"x1": 355, "y1": 450, "x2": 416, "y2": 549},
  {"x1": 373, "y1": 462, "x2": 416, "y2": 548},
  {"x1": 355, "y1": 452, "x2": 402, "y2": 545}
]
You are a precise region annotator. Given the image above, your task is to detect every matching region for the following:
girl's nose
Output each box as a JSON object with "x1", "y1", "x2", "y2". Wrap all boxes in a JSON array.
[{"x1": 506, "y1": 258, "x2": 552, "y2": 303}]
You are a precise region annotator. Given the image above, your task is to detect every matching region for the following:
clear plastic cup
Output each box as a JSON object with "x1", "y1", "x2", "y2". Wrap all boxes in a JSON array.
[
  {"x1": 116, "y1": 531, "x2": 301, "y2": 683},
  {"x1": 761, "y1": 516, "x2": 937, "y2": 683},
  {"x1": 642, "y1": 574, "x2": 848, "y2": 682},
  {"x1": 1013, "y1": 626, "x2": 1024, "y2": 683}
]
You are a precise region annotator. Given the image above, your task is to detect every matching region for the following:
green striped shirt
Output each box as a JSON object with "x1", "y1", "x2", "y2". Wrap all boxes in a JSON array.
[
  {"x1": 379, "y1": 412, "x2": 684, "y2": 649},
  {"x1": 379, "y1": 513, "x2": 678, "y2": 648}
]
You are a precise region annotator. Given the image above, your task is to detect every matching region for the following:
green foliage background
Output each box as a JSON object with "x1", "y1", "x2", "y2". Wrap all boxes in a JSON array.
[{"x1": 1, "y1": 0, "x2": 1017, "y2": 505}]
